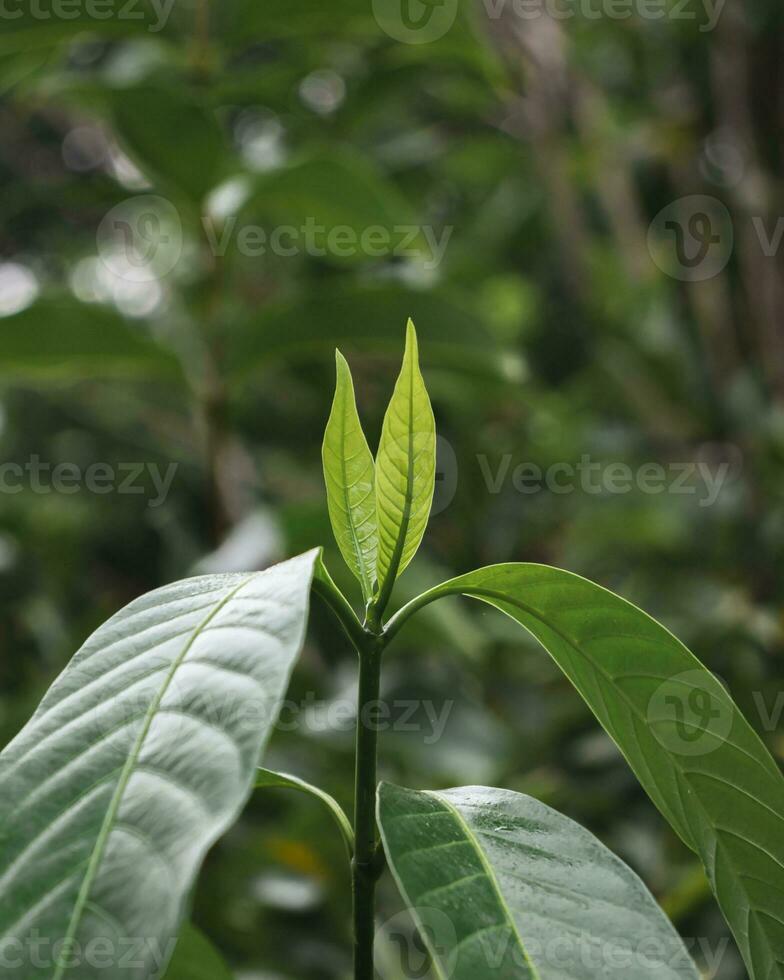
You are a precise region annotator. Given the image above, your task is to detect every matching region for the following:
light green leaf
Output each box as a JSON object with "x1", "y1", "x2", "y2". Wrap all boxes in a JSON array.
[
  {"x1": 0, "y1": 550, "x2": 318, "y2": 979},
  {"x1": 256, "y1": 767, "x2": 354, "y2": 859},
  {"x1": 378, "y1": 783, "x2": 700, "y2": 979},
  {"x1": 322, "y1": 350, "x2": 377, "y2": 601},
  {"x1": 386, "y1": 564, "x2": 784, "y2": 980},
  {"x1": 374, "y1": 320, "x2": 435, "y2": 608},
  {"x1": 162, "y1": 923, "x2": 233, "y2": 980}
]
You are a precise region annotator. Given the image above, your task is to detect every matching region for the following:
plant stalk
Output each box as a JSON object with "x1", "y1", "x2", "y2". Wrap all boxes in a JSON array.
[
  {"x1": 353, "y1": 637, "x2": 383, "y2": 979},
  {"x1": 312, "y1": 566, "x2": 388, "y2": 977}
]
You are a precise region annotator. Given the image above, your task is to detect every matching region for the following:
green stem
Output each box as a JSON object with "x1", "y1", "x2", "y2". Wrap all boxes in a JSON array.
[
  {"x1": 310, "y1": 559, "x2": 387, "y2": 977},
  {"x1": 353, "y1": 637, "x2": 383, "y2": 980}
]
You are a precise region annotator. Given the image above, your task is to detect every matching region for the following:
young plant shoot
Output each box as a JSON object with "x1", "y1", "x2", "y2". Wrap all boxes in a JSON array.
[{"x1": 1, "y1": 320, "x2": 783, "y2": 980}]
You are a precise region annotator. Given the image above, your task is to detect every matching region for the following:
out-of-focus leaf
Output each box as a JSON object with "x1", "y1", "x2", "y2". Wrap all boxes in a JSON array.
[
  {"x1": 374, "y1": 320, "x2": 435, "y2": 603},
  {"x1": 0, "y1": 3, "x2": 156, "y2": 49},
  {"x1": 0, "y1": 297, "x2": 182, "y2": 380},
  {"x1": 256, "y1": 767, "x2": 354, "y2": 859},
  {"x1": 246, "y1": 152, "x2": 417, "y2": 260},
  {"x1": 387, "y1": 564, "x2": 784, "y2": 980},
  {"x1": 378, "y1": 783, "x2": 700, "y2": 980},
  {"x1": 0, "y1": 551, "x2": 318, "y2": 979},
  {"x1": 221, "y1": 0, "x2": 375, "y2": 41},
  {"x1": 110, "y1": 85, "x2": 228, "y2": 203},
  {"x1": 322, "y1": 351, "x2": 378, "y2": 601},
  {"x1": 162, "y1": 923, "x2": 233, "y2": 980},
  {"x1": 228, "y1": 286, "x2": 522, "y2": 380}
]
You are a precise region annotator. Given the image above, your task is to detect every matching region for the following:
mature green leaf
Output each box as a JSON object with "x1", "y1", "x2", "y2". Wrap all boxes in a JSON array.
[
  {"x1": 247, "y1": 153, "x2": 416, "y2": 261},
  {"x1": 162, "y1": 923, "x2": 233, "y2": 980},
  {"x1": 111, "y1": 85, "x2": 227, "y2": 203},
  {"x1": 378, "y1": 783, "x2": 699, "y2": 979},
  {"x1": 374, "y1": 320, "x2": 435, "y2": 604},
  {"x1": 0, "y1": 3, "x2": 155, "y2": 49},
  {"x1": 388, "y1": 565, "x2": 784, "y2": 980},
  {"x1": 222, "y1": 0, "x2": 375, "y2": 42},
  {"x1": 228, "y1": 285, "x2": 524, "y2": 381},
  {"x1": 256, "y1": 767, "x2": 354, "y2": 858},
  {"x1": 321, "y1": 350, "x2": 377, "y2": 601},
  {"x1": 0, "y1": 297, "x2": 182, "y2": 380},
  {"x1": 0, "y1": 550, "x2": 318, "y2": 979}
]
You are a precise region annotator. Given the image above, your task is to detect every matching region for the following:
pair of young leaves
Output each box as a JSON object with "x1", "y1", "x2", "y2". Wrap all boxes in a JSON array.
[{"x1": 322, "y1": 319, "x2": 435, "y2": 612}]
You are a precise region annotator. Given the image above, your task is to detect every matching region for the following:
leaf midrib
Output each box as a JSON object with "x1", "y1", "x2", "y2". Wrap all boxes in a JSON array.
[
  {"x1": 337, "y1": 385, "x2": 374, "y2": 598},
  {"x1": 378, "y1": 357, "x2": 415, "y2": 597},
  {"x1": 50, "y1": 576, "x2": 252, "y2": 980},
  {"x1": 427, "y1": 791, "x2": 542, "y2": 980}
]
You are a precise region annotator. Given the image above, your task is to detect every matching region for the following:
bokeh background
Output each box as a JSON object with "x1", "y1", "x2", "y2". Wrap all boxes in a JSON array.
[{"x1": 1, "y1": 0, "x2": 783, "y2": 977}]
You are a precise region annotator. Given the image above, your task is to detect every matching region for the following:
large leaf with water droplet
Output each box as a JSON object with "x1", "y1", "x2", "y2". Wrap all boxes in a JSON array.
[
  {"x1": 0, "y1": 550, "x2": 318, "y2": 979},
  {"x1": 378, "y1": 783, "x2": 699, "y2": 979}
]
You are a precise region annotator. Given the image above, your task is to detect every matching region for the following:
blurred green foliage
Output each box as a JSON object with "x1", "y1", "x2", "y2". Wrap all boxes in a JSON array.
[{"x1": 1, "y1": 0, "x2": 783, "y2": 976}]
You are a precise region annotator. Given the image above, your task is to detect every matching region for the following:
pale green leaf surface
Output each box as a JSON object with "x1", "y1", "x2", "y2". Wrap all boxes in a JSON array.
[
  {"x1": 256, "y1": 767, "x2": 354, "y2": 858},
  {"x1": 392, "y1": 564, "x2": 784, "y2": 980},
  {"x1": 375, "y1": 320, "x2": 435, "y2": 599},
  {"x1": 322, "y1": 350, "x2": 377, "y2": 600},
  {"x1": 162, "y1": 923, "x2": 233, "y2": 980},
  {"x1": 0, "y1": 550, "x2": 318, "y2": 979},
  {"x1": 378, "y1": 783, "x2": 699, "y2": 980}
]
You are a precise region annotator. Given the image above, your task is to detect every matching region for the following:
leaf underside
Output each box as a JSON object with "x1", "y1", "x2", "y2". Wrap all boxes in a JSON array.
[
  {"x1": 255, "y1": 767, "x2": 354, "y2": 858},
  {"x1": 416, "y1": 564, "x2": 784, "y2": 980},
  {"x1": 0, "y1": 550, "x2": 317, "y2": 979},
  {"x1": 375, "y1": 319, "x2": 435, "y2": 596}
]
